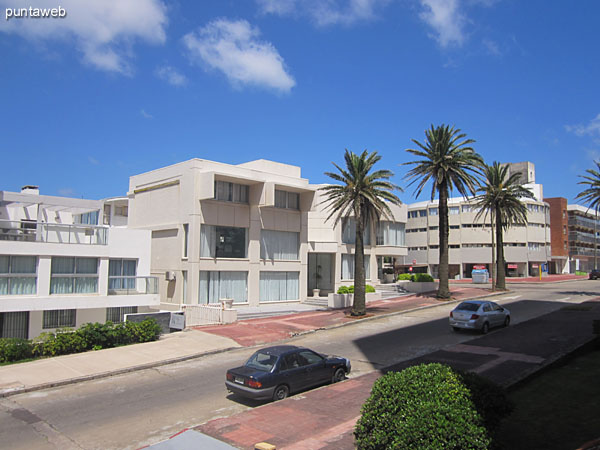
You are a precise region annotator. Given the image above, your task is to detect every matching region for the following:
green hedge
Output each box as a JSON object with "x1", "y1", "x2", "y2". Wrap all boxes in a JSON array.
[
  {"x1": 0, "y1": 318, "x2": 162, "y2": 363},
  {"x1": 355, "y1": 363, "x2": 493, "y2": 449},
  {"x1": 397, "y1": 273, "x2": 434, "y2": 282},
  {"x1": 337, "y1": 284, "x2": 376, "y2": 294}
]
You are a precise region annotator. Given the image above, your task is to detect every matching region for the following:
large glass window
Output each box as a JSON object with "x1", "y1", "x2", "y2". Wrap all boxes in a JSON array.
[
  {"x1": 200, "y1": 225, "x2": 248, "y2": 258},
  {"x1": 275, "y1": 190, "x2": 300, "y2": 210},
  {"x1": 106, "y1": 306, "x2": 137, "y2": 323},
  {"x1": 214, "y1": 181, "x2": 249, "y2": 204},
  {"x1": 342, "y1": 218, "x2": 371, "y2": 245},
  {"x1": 259, "y1": 272, "x2": 299, "y2": 301},
  {"x1": 74, "y1": 210, "x2": 99, "y2": 225},
  {"x1": 260, "y1": 230, "x2": 299, "y2": 260},
  {"x1": 341, "y1": 254, "x2": 371, "y2": 280},
  {"x1": 0, "y1": 255, "x2": 37, "y2": 295},
  {"x1": 50, "y1": 257, "x2": 98, "y2": 294},
  {"x1": 376, "y1": 221, "x2": 406, "y2": 246},
  {"x1": 43, "y1": 309, "x2": 76, "y2": 329},
  {"x1": 108, "y1": 259, "x2": 137, "y2": 291},
  {"x1": 0, "y1": 312, "x2": 29, "y2": 339},
  {"x1": 198, "y1": 271, "x2": 248, "y2": 304}
]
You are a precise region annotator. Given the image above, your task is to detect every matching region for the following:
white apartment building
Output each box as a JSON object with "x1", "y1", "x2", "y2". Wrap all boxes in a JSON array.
[
  {"x1": 127, "y1": 158, "x2": 408, "y2": 309},
  {"x1": 404, "y1": 197, "x2": 551, "y2": 278},
  {"x1": 0, "y1": 186, "x2": 158, "y2": 339}
]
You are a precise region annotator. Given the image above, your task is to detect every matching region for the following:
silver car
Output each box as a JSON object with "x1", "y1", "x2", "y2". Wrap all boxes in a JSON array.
[{"x1": 449, "y1": 300, "x2": 510, "y2": 334}]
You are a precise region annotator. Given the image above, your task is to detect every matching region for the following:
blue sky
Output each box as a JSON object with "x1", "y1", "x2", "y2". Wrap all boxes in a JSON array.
[{"x1": 1, "y1": 0, "x2": 599, "y2": 205}]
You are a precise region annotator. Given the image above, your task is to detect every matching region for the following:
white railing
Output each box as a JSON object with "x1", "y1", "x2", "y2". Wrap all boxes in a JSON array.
[
  {"x1": 0, "y1": 220, "x2": 108, "y2": 245},
  {"x1": 182, "y1": 301, "x2": 237, "y2": 326}
]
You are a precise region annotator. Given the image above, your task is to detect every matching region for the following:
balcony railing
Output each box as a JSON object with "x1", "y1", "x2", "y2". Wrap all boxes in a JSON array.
[
  {"x1": 569, "y1": 232, "x2": 599, "y2": 245},
  {"x1": 108, "y1": 276, "x2": 158, "y2": 295},
  {"x1": 568, "y1": 216, "x2": 600, "y2": 230},
  {"x1": 0, "y1": 220, "x2": 108, "y2": 245}
]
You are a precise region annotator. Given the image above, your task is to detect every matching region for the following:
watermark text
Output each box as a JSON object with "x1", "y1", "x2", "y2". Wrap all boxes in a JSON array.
[{"x1": 6, "y1": 6, "x2": 67, "y2": 21}]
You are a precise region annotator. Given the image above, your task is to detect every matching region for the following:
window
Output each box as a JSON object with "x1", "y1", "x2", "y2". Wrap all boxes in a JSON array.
[
  {"x1": 449, "y1": 244, "x2": 460, "y2": 249},
  {"x1": 74, "y1": 210, "x2": 99, "y2": 225},
  {"x1": 108, "y1": 259, "x2": 137, "y2": 292},
  {"x1": 428, "y1": 207, "x2": 438, "y2": 216},
  {"x1": 408, "y1": 210, "x2": 418, "y2": 219},
  {"x1": 198, "y1": 271, "x2": 248, "y2": 304},
  {"x1": 449, "y1": 225, "x2": 459, "y2": 229},
  {"x1": 376, "y1": 221, "x2": 405, "y2": 246},
  {"x1": 419, "y1": 210, "x2": 427, "y2": 217},
  {"x1": 429, "y1": 226, "x2": 439, "y2": 231},
  {"x1": 106, "y1": 306, "x2": 137, "y2": 323},
  {"x1": 275, "y1": 190, "x2": 300, "y2": 210},
  {"x1": 0, "y1": 255, "x2": 37, "y2": 295},
  {"x1": 259, "y1": 272, "x2": 299, "y2": 301},
  {"x1": 0, "y1": 312, "x2": 29, "y2": 339},
  {"x1": 214, "y1": 181, "x2": 249, "y2": 203},
  {"x1": 429, "y1": 245, "x2": 439, "y2": 249},
  {"x1": 182, "y1": 270, "x2": 188, "y2": 304},
  {"x1": 449, "y1": 206, "x2": 460, "y2": 215},
  {"x1": 563, "y1": 225, "x2": 567, "y2": 235},
  {"x1": 408, "y1": 246, "x2": 427, "y2": 251},
  {"x1": 182, "y1": 224, "x2": 189, "y2": 258},
  {"x1": 342, "y1": 218, "x2": 371, "y2": 245},
  {"x1": 261, "y1": 230, "x2": 299, "y2": 260},
  {"x1": 528, "y1": 242, "x2": 544, "y2": 251},
  {"x1": 115, "y1": 205, "x2": 128, "y2": 217},
  {"x1": 341, "y1": 254, "x2": 370, "y2": 280},
  {"x1": 43, "y1": 309, "x2": 76, "y2": 329},
  {"x1": 50, "y1": 257, "x2": 98, "y2": 294},
  {"x1": 461, "y1": 205, "x2": 474, "y2": 213},
  {"x1": 200, "y1": 225, "x2": 248, "y2": 258}
]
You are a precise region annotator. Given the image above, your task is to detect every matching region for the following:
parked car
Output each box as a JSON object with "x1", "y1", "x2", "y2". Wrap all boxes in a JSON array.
[
  {"x1": 225, "y1": 345, "x2": 351, "y2": 401},
  {"x1": 449, "y1": 300, "x2": 510, "y2": 334},
  {"x1": 589, "y1": 269, "x2": 600, "y2": 280}
]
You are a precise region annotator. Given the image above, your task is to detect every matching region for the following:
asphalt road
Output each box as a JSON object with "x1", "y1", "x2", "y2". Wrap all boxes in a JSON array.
[{"x1": 1, "y1": 280, "x2": 598, "y2": 450}]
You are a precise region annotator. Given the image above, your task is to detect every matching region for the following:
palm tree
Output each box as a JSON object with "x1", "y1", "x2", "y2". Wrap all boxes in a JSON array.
[
  {"x1": 404, "y1": 124, "x2": 483, "y2": 299},
  {"x1": 321, "y1": 149, "x2": 402, "y2": 316},
  {"x1": 473, "y1": 162, "x2": 534, "y2": 290},
  {"x1": 575, "y1": 160, "x2": 600, "y2": 271}
]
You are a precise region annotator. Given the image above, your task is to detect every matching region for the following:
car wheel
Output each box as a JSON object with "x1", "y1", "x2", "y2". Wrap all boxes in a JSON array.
[
  {"x1": 272, "y1": 385, "x2": 289, "y2": 401},
  {"x1": 482, "y1": 322, "x2": 490, "y2": 334},
  {"x1": 332, "y1": 367, "x2": 346, "y2": 383},
  {"x1": 504, "y1": 316, "x2": 510, "y2": 327},
  {"x1": 452, "y1": 327, "x2": 460, "y2": 332}
]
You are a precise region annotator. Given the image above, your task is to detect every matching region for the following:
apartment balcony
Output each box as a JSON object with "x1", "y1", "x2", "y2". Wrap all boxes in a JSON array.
[
  {"x1": 569, "y1": 231, "x2": 599, "y2": 245},
  {"x1": 0, "y1": 220, "x2": 108, "y2": 245},
  {"x1": 568, "y1": 216, "x2": 600, "y2": 230},
  {"x1": 107, "y1": 276, "x2": 158, "y2": 295},
  {"x1": 569, "y1": 246, "x2": 599, "y2": 257}
]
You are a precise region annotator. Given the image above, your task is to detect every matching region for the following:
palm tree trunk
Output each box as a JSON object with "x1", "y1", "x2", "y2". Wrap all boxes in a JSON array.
[
  {"x1": 353, "y1": 211, "x2": 366, "y2": 316},
  {"x1": 438, "y1": 185, "x2": 450, "y2": 298},
  {"x1": 495, "y1": 205, "x2": 507, "y2": 290}
]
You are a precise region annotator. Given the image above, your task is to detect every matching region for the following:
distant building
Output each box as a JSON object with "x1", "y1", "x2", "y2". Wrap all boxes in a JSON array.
[{"x1": 0, "y1": 186, "x2": 158, "y2": 339}]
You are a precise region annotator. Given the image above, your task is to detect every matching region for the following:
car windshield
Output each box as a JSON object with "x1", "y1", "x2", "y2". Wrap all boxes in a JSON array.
[
  {"x1": 456, "y1": 302, "x2": 480, "y2": 312},
  {"x1": 245, "y1": 351, "x2": 278, "y2": 371}
]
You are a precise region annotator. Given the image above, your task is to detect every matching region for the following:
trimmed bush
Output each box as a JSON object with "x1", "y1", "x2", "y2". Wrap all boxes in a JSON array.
[
  {"x1": 355, "y1": 363, "x2": 491, "y2": 450},
  {"x1": 397, "y1": 273, "x2": 414, "y2": 281},
  {"x1": 0, "y1": 338, "x2": 34, "y2": 363},
  {"x1": 414, "y1": 273, "x2": 434, "y2": 282},
  {"x1": 337, "y1": 284, "x2": 375, "y2": 294}
]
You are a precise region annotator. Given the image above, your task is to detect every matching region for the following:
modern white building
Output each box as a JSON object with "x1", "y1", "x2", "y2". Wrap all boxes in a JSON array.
[
  {"x1": 0, "y1": 186, "x2": 159, "y2": 339},
  {"x1": 127, "y1": 158, "x2": 408, "y2": 309}
]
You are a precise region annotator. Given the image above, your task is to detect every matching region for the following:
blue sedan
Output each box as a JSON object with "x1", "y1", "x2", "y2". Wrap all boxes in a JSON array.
[{"x1": 225, "y1": 345, "x2": 351, "y2": 401}]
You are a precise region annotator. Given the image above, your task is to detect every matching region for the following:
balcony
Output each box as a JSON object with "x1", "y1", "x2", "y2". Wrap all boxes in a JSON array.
[
  {"x1": 0, "y1": 220, "x2": 108, "y2": 245},
  {"x1": 569, "y1": 231, "x2": 598, "y2": 245},
  {"x1": 108, "y1": 276, "x2": 158, "y2": 295}
]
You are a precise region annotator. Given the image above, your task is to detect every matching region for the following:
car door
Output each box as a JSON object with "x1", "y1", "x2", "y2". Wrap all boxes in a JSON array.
[
  {"x1": 490, "y1": 302, "x2": 505, "y2": 325},
  {"x1": 297, "y1": 350, "x2": 330, "y2": 387},
  {"x1": 279, "y1": 351, "x2": 310, "y2": 392}
]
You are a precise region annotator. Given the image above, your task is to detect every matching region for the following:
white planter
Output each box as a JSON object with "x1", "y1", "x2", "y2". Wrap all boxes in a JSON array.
[
  {"x1": 312, "y1": 289, "x2": 321, "y2": 297},
  {"x1": 327, "y1": 292, "x2": 382, "y2": 309},
  {"x1": 403, "y1": 281, "x2": 438, "y2": 294},
  {"x1": 383, "y1": 273, "x2": 395, "y2": 283}
]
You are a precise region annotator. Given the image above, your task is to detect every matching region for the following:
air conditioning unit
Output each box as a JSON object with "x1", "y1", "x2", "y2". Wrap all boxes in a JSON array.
[{"x1": 165, "y1": 271, "x2": 176, "y2": 281}]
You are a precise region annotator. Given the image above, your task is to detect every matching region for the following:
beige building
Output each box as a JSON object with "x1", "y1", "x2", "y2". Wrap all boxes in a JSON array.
[{"x1": 128, "y1": 158, "x2": 408, "y2": 309}]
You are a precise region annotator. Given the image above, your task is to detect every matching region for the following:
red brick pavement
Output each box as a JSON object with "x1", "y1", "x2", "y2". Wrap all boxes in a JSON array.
[{"x1": 194, "y1": 286, "x2": 494, "y2": 347}]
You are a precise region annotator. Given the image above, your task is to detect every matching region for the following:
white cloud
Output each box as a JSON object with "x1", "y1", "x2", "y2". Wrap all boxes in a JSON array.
[
  {"x1": 0, "y1": 0, "x2": 168, "y2": 74},
  {"x1": 482, "y1": 38, "x2": 501, "y2": 56},
  {"x1": 256, "y1": 0, "x2": 387, "y2": 26},
  {"x1": 183, "y1": 19, "x2": 295, "y2": 93},
  {"x1": 140, "y1": 109, "x2": 153, "y2": 119},
  {"x1": 88, "y1": 156, "x2": 100, "y2": 165},
  {"x1": 418, "y1": 0, "x2": 466, "y2": 48},
  {"x1": 566, "y1": 114, "x2": 600, "y2": 139},
  {"x1": 156, "y1": 65, "x2": 188, "y2": 86}
]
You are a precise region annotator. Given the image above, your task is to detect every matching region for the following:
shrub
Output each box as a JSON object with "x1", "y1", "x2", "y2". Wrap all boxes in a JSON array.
[
  {"x1": 414, "y1": 273, "x2": 434, "y2": 282},
  {"x1": 337, "y1": 285, "x2": 375, "y2": 294},
  {"x1": 398, "y1": 273, "x2": 414, "y2": 281},
  {"x1": 0, "y1": 338, "x2": 34, "y2": 363},
  {"x1": 355, "y1": 363, "x2": 491, "y2": 450}
]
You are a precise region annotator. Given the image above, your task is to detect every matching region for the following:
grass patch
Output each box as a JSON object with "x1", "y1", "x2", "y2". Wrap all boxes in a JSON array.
[{"x1": 494, "y1": 348, "x2": 600, "y2": 450}]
